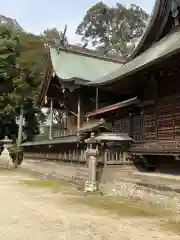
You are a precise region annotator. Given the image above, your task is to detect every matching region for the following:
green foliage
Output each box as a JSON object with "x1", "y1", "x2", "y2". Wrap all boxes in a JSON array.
[
  {"x1": 0, "y1": 24, "x2": 47, "y2": 146},
  {"x1": 76, "y1": 2, "x2": 149, "y2": 55},
  {"x1": 43, "y1": 28, "x2": 67, "y2": 44},
  {"x1": 42, "y1": 27, "x2": 68, "y2": 52},
  {"x1": 23, "y1": 99, "x2": 40, "y2": 142},
  {"x1": 8, "y1": 144, "x2": 24, "y2": 166}
]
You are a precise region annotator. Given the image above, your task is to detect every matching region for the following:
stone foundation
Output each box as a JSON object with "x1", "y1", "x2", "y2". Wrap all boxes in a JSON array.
[{"x1": 98, "y1": 164, "x2": 180, "y2": 212}]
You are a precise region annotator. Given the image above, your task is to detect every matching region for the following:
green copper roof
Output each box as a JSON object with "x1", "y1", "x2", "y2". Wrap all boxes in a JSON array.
[
  {"x1": 50, "y1": 48, "x2": 122, "y2": 83},
  {"x1": 89, "y1": 27, "x2": 180, "y2": 86}
]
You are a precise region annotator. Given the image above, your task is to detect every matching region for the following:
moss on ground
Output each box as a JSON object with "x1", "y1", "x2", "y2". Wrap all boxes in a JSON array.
[
  {"x1": 23, "y1": 175, "x2": 172, "y2": 218},
  {"x1": 68, "y1": 194, "x2": 171, "y2": 218},
  {"x1": 23, "y1": 178, "x2": 82, "y2": 195},
  {"x1": 24, "y1": 179, "x2": 59, "y2": 190},
  {"x1": 16, "y1": 171, "x2": 180, "y2": 235}
]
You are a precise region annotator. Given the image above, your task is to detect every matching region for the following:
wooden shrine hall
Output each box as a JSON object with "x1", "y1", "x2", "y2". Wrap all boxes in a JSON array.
[{"x1": 23, "y1": 0, "x2": 180, "y2": 171}]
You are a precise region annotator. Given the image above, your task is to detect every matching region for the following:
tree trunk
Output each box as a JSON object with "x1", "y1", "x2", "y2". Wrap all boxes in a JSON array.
[
  {"x1": 12, "y1": 156, "x2": 19, "y2": 168},
  {"x1": 13, "y1": 160, "x2": 19, "y2": 168}
]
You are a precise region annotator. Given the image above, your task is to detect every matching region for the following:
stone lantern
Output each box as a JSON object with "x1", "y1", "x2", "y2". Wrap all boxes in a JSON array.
[{"x1": 84, "y1": 132, "x2": 99, "y2": 192}]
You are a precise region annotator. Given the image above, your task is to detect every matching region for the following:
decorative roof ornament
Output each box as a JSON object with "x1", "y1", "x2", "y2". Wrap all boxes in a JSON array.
[
  {"x1": 60, "y1": 25, "x2": 68, "y2": 47},
  {"x1": 46, "y1": 25, "x2": 68, "y2": 54},
  {"x1": 171, "y1": 0, "x2": 180, "y2": 26}
]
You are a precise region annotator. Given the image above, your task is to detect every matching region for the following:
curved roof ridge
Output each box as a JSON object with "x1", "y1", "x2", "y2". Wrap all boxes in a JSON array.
[
  {"x1": 128, "y1": 0, "x2": 172, "y2": 60},
  {"x1": 51, "y1": 44, "x2": 126, "y2": 64}
]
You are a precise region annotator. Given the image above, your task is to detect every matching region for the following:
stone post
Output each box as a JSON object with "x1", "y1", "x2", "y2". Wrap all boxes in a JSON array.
[
  {"x1": 1, "y1": 137, "x2": 12, "y2": 167},
  {"x1": 84, "y1": 134, "x2": 99, "y2": 192}
]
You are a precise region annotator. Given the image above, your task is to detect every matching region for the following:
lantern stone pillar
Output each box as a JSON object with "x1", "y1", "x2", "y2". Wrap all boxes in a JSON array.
[
  {"x1": 1, "y1": 137, "x2": 12, "y2": 167},
  {"x1": 84, "y1": 133, "x2": 99, "y2": 192}
]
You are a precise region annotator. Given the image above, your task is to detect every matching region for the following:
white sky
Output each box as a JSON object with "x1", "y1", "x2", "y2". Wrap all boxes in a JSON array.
[{"x1": 1, "y1": 0, "x2": 155, "y2": 44}]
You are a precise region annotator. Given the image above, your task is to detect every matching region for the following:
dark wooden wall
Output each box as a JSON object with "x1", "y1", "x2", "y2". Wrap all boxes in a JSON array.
[
  {"x1": 142, "y1": 95, "x2": 180, "y2": 141},
  {"x1": 112, "y1": 95, "x2": 180, "y2": 142},
  {"x1": 112, "y1": 56, "x2": 180, "y2": 143}
]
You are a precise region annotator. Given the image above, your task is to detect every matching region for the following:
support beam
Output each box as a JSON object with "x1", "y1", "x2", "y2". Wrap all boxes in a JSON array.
[
  {"x1": 140, "y1": 109, "x2": 144, "y2": 141},
  {"x1": 49, "y1": 99, "x2": 53, "y2": 140},
  {"x1": 76, "y1": 95, "x2": 81, "y2": 138},
  {"x1": 96, "y1": 88, "x2": 99, "y2": 110},
  {"x1": 70, "y1": 111, "x2": 77, "y2": 117},
  {"x1": 77, "y1": 95, "x2": 81, "y2": 130}
]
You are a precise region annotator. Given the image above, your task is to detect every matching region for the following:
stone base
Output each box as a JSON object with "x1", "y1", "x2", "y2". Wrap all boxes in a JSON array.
[
  {"x1": 2, "y1": 147, "x2": 10, "y2": 156},
  {"x1": 84, "y1": 181, "x2": 98, "y2": 192},
  {"x1": 0, "y1": 146, "x2": 12, "y2": 167}
]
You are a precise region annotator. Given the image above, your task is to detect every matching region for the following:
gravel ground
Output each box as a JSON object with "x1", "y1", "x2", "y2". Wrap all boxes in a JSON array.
[{"x1": 0, "y1": 169, "x2": 179, "y2": 240}]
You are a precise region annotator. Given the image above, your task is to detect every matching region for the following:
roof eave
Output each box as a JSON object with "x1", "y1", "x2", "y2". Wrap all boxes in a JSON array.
[
  {"x1": 56, "y1": 45, "x2": 126, "y2": 64},
  {"x1": 37, "y1": 49, "x2": 53, "y2": 107},
  {"x1": 86, "y1": 97, "x2": 139, "y2": 117},
  {"x1": 89, "y1": 29, "x2": 180, "y2": 88},
  {"x1": 128, "y1": 0, "x2": 172, "y2": 60}
]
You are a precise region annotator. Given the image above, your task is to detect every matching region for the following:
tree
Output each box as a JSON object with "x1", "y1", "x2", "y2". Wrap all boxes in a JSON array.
[
  {"x1": 43, "y1": 26, "x2": 68, "y2": 50},
  {"x1": 76, "y1": 2, "x2": 149, "y2": 55},
  {"x1": 17, "y1": 31, "x2": 48, "y2": 140},
  {"x1": 43, "y1": 28, "x2": 63, "y2": 43},
  {"x1": 17, "y1": 31, "x2": 48, "y2": 99},
  {"x1": 0, "y1": 24, "x2": 47, "y2": 166}
]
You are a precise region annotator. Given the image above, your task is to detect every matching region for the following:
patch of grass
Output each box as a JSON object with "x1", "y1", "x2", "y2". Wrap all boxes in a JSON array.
[
  {"x1": 162, "y1": 218, "x2": 180, "y2": 235},
  {"x1": 23, "y1": 178, "x2": 83, "y2": 195},
  {"x1": 24, "y1": 179, "x2": 59, "y2": 191},
  {"x1": 70, "y1": 195, "x2": 171, "y2": 218}
]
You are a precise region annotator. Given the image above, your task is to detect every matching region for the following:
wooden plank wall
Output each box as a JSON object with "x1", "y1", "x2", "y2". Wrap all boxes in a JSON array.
[
  {"x1": 131, "y1": 115, "x2": 142, "y2": 141},
  {"x1": 157, "y1": 97, "x2": 174, "y2": 140},
  {"x1": 113, "y1": 94, "x2": 180, "y2": 142},
  {"x1": 114, "y1": 117, "x2": 129, "y2": 134},
  {"x1": 143, "y1": 95, "x2": 180, "y2": 141},
  {"x1": 174, "y1": 95, "x2": 180, "y2": 139},
  {"x1": 143, "y1": 105, "x2": 156, "y2": 140}
]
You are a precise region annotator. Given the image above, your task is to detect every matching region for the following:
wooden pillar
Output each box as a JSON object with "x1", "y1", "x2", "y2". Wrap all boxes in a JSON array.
[
  {"x1": 173, "y1": 96, "x2": 175, "y2": 140},
  {"x1": 77, "y1": 95, "x2": 81, "y2": 129},
  {"x1": 64, "y1": 110, "x2": 68, "y2": 130},
  {"x1": 96, "y1": 88, "x2": 99, "y2": 110},
  {"x1": 49, "y1": 99, "x2": 53, "y2": 140},
  {"x1": 155, "y1": 105, "x2": 158, "y2": 141},
  {"x1": 17, "y1": 106, "x2": 24, "y2": 147},
  {"x1": 128, "y1": 112, "x2": 132, "y2": 137},
  {"x1": 140, "y1": 108, "x2": 144, "y2": 141}
]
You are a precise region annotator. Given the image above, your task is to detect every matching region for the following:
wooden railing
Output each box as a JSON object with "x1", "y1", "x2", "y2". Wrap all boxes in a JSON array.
[
  {"x1": 52, "y1": 130, "x2": 71, "y2": 138},
  {"x1": 100, "y1": 151, "x2": 132, "y2": 165},
  {"x1": 129, "y1": 140, "x2": 180, "y2": 154},
  {"x1": 24, "y1": 149, "x2": 87, "y2": 164},
  {"x1": 24, "y1": 148, "x2": 132, "y2": 165}
]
